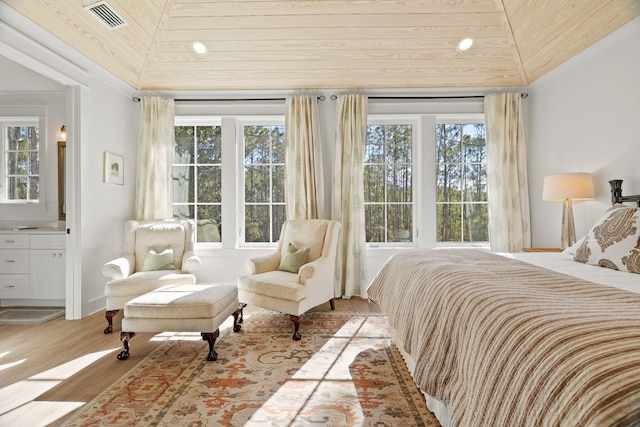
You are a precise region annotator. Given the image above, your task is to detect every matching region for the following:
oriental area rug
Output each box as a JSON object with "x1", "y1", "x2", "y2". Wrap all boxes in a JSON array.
[{"x1": 63, "y1": 311, "x2": 438, "y2": 426}]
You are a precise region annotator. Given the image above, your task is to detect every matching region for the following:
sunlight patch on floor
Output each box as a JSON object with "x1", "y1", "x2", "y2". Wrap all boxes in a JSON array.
[
  {"x1": 0, "y1": 348, "x2": 118, "y2": 422},
  {"x1": 0, "y1": 400, "x2": 85, "y2": 427},
  {"x1": 0, "y1": 358, "x2": 26, "y2": 372},
  {"x1": 245, "y1": 315, "x2": 387, "y2": 425}
]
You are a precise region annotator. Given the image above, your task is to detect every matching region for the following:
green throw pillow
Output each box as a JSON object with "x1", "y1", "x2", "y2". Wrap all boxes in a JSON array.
[
  {"x1": 141, "y1": 246, "x2": 176, "y2": 271},
  {"x1": 277, "y1": 242, "x2": 310, "y2": 273}
]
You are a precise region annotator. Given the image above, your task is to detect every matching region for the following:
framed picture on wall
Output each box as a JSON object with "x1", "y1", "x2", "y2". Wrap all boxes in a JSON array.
[{"x1": 104, "y1": 151, "x2": 124, "y2": 185}]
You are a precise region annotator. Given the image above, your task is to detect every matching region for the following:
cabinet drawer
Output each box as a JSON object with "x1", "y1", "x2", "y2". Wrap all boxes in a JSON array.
[
  {"x1": 30, "y1": 234, "x2": 65, "y2": 249},
  {"x1": 0, "y1": 275, "x2": 29, "y2": 298},
  {"x1": 0, "y1": 250, "x2": 29, "y2": 274},
  {"x1": 0, "y1": 235, "x2": 29, "y2": 249}
]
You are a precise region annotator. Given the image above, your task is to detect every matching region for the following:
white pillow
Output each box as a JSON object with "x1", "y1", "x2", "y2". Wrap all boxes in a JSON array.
[
  {"x1": 141, "y1": 246, "x2": 176, "y2": 271},
  {"x1": 574, "y1": 206, "x2": 640, "y2": 273}
]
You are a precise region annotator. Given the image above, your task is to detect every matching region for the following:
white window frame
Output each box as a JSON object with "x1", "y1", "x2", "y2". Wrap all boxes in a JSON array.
[
  {"x1": 434, "y1": 114, "x2": 488, "y2": 248},
  {"x1": 236, "y1": 116, "x2": 286, "y2": 247},
  {"x1": 365, "y1": 115, "x2": 421, "y2": 248},
  {"x1": 0, "y1": 116, "x2": 46, "y2": 206},
  {"x1": 173, "y1": 116, "x2": 223, "y2": 248}
]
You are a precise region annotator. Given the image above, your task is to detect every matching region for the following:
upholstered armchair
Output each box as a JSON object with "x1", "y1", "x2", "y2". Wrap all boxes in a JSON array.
[
  {"x1": 102, "y1": 219, "x2": 201, "y2": 334},
  {"x1": 237, "y1": 219, "x2": 342, "y2": 340}
]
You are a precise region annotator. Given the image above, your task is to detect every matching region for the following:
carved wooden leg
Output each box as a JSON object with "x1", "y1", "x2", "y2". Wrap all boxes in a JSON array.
[
  {"x1": 238, "y1": 303, "x2": 247, "y2": 324},
  {"x1": 233, "y1": 308, "x2": 242, "y2": 333},
  {"x1": 329, "y1": 298, "x2": 335, "y2": 310},
  {"x1": 201, "y1": 330, "x2": 220, "y2": 361},
  {"x1": 117, "y1": 332, "x2": 135, "y2": 360},
  {"x1": 104, "y1": 310, "x2": 119, "y2": 334},
  {"x1": 290, "y1": 314, "x2": 304, "y2": 341}
]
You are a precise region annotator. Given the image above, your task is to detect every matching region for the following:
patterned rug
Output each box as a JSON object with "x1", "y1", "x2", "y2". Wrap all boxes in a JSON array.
[
  {"x1": 0, "y1": 307, "x2": 64, "y2": 326},
  {"x1": 63, "y1": 311, "x2": 438, "y2": 426}
]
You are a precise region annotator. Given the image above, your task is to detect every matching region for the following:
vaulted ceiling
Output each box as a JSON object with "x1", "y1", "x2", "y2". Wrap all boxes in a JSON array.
[{"x1": 4, "y1": 0, "x2": 639, "y2": 91}]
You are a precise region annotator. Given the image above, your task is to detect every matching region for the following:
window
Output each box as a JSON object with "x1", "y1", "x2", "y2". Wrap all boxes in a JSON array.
[
  {"x1": 1, "y1": 118, "x2": 40, "y2": 203},
  {"x1": 242, "y1": 122, "x2": 286, "y2": 244},
  {"x1": 173, "y1": 119, "x2": 222, "y2": 243},
  {"x1": 364, "y1": 120, "x2": 414, "y2": 245},
  {"x1": 435, "y1": 122, "x2": 487, "y2": 244}
]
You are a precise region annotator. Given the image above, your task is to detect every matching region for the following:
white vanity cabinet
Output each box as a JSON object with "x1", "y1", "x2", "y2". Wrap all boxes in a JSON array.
[
  {"x1": 0, "y1": 235, "x2": 30, "y2": 298},
  {"x1": 30, "y1": 234, "x2": 66, "y2": 299},
  {"x1": 0, "y1": 232, "x2": 65, "y2": 300}
]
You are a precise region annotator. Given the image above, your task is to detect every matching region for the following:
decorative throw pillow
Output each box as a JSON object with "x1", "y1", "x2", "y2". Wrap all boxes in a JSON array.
[
  {"x1": 141, "y1": 246, "x2": 176, "y2": 271},
  {"x1": 574, "y1": 206, "x2": 640, "y2": 273},
  {"x1": 277, "y1": 242, "x2": 310, "y2": 273}
]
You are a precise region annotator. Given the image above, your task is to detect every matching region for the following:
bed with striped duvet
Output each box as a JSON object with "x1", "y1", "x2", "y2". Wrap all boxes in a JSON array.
[{"x1": 367, "y1": 249, "x2": 640, "y2": 427}]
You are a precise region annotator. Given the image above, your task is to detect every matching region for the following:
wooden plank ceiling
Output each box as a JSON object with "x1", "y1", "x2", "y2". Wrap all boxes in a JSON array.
[{"x1": 4, "y1": 0, "x2": 639, "y2": 91}]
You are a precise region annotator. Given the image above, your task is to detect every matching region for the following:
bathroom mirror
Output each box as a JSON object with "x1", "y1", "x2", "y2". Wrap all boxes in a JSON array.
[{"x1": 58, "y1": 141, "x2": 66, "y2": 220}]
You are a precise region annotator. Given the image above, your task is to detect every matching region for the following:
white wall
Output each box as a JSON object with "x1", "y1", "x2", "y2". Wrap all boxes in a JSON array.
[
  {"x1": 79, "y1": 79, "x2": 138, "y2": 316},
  {"x1": 526, "y1": 17, "x2": 640, "y2": 247}
]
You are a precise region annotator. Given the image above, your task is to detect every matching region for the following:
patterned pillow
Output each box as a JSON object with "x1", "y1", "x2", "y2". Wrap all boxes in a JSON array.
[{"x1": 574, "y1": 205, "x2": 640, "y2": 273}]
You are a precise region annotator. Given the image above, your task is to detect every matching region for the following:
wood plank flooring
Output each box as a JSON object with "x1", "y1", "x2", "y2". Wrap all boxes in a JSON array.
[{"x1": 0, "y1": 298, "x2": 380, "y2": 427}]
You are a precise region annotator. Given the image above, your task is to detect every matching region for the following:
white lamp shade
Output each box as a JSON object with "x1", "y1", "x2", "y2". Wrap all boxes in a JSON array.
[{"x1": 542, "y1": 173, "x2": 595, "y2": 201}]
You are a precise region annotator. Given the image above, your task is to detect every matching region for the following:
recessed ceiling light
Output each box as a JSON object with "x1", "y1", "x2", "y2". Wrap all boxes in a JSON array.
[
  {"x1": 191, "y1": 40, "x2": 208, "y2": 56},
  {"x1": 457, "y1": 37, "x2": 474, "y2": 52}
]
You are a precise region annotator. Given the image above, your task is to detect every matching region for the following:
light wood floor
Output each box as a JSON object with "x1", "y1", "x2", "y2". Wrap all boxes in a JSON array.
[{"x1": 0, "y1": 298, "x2": 380, "y2": 427}]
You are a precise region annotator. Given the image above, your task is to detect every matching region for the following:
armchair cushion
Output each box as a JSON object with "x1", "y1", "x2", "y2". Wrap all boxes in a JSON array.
[
  {"x1": 278, "y1": 242, "x2": 310, "y2": 273},
  {"x1": 141, "y1": 247, "x2": 175, "y2": 271},
  {"x1": 238, "y1": 271, "x2": 306, "y2": 302},
  {"x1": 135, "y1": 222, "x2": 187, "y2": 271},
  {"x1": 281, "y1": 220, "x2": 328, "y2": 262}
]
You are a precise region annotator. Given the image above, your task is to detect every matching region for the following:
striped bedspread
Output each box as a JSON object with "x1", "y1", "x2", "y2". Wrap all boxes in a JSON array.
[{"x1": 367, "y1": 249, "x2": 640, "y2": 427}]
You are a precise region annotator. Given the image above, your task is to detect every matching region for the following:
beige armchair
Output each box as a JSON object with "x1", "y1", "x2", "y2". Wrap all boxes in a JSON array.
[
  {"x1": 237, "y1": 219, "x2": 342, "y2": 340},
  {"x1": 102, "y1": 219, "x2": 201, "y2": 334}
]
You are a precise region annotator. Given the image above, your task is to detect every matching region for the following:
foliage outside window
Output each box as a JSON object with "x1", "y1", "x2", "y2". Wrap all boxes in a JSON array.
[
  {"x1": 243, "y1": 124, "x2": 286, "y2": 244},
  {"x1": 1, "y1": 119, "x2": 40, "y2": 203},
  {"x1": 364, "y1": 122, "x2": 413, "y2": 245},
  {"x1": 436, "y1": 123, "x2": 488, "y2": 244},
  {"x1": 173, "y1": 122, "x2": 222, "y2": 243}
]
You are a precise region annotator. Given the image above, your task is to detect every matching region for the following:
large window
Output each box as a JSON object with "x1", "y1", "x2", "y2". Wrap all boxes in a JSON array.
[
  {"x1": 364, "y1": 120, "x2": 414, "y2": 245},
  {"x1": 242, "y1": 122, "x2": 286, "y2": 244},
  {"x1": 1, "y1": 118, "x2": 40, "y2": 203},
  {"x1": 435, "y1": 122, "x2": 488, "y2": 244},
  {"x1": 173, "y1": 119, "x2": 222, "y2": 243}
]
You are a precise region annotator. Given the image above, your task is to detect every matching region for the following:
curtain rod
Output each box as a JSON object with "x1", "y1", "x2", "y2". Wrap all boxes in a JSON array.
[
  {"x1": 368, "y1": 95, "x2": 484, "y2": 100},
  {"x1": 134, "y1": 93, "x2": 527, "y2": 103}
]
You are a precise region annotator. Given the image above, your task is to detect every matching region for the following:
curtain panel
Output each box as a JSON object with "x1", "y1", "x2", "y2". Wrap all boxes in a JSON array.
[
  {"x1": 284, "y1": 95, "x2": 324, "y2": 220},
  {"x1": 333, "y1": 94, "x2": 368, "y2": 298},
  {"x1": 485, "y1": 92, "x2": 531, "y2": 252},
  {"x1": 135, "y1": 96, "x2": 175, "y2": 221}
]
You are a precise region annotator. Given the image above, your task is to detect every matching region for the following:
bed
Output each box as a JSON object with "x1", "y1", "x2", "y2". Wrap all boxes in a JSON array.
[{"x1": 367, "y1": 180, "x2": 640, "y2": 427}]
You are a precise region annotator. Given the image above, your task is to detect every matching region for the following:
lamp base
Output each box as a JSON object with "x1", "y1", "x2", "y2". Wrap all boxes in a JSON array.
[{"x1": 561, "y1": 199, "x2": 576, "y2": 250}]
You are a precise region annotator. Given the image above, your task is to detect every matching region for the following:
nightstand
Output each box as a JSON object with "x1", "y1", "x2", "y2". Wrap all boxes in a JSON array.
[{"x1": 522, "y1": 248, "x2": 562, "y2": 252}]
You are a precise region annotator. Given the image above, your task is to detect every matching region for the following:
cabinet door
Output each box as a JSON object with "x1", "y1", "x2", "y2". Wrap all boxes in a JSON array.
[{"x1": 30, "y1": 250, "x2": 66, "y2": 299}]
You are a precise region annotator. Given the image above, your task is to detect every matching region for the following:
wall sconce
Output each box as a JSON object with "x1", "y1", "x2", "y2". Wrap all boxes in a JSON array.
[
  {"x1": 542, "y1": 172, "x2": 595, "y2": 249},
  {"x1": 58, "y1": 125, "x2": 67, "y2": 141}
]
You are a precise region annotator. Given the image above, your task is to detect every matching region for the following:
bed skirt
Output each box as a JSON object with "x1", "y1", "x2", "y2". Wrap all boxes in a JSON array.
[{"x1": 391, "y1": 328, "x2": 452, "y2": 427}]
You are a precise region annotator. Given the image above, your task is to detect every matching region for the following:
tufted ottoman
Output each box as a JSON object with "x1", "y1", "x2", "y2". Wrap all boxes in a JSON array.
[{"x1": 117, "y1": 283, "x2": 241, "y2": 361}]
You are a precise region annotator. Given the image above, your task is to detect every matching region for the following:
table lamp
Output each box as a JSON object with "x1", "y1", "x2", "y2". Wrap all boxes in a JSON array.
[{"x1": 542, "y1": 173, "x2": 595, "y2": 249}]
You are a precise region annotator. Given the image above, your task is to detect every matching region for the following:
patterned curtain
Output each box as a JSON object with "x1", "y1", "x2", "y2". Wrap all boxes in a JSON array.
[
  {"x1": 135, "y1": 96, "x2": 175, "y2": 220},
  {"x1": 485, "y1": 92, "x2": 531, "y2": 252},
  {"x1": 284, "y1": 95, "x2": 324, "y2": 219},
  {"x1": 333, "y1": 94, "x2": 368, "y2": 298}
]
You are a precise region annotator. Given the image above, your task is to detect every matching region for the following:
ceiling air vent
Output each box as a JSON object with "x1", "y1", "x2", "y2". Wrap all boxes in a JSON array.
[{"x1": 84, "y1": 1, "x2": 128, "y2": 30}]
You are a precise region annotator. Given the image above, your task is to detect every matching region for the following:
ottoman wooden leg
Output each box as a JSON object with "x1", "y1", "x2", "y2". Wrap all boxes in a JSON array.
[
  {"x1": 117, "y1": 332, "x2": 136, "y2": 360},
  {"x1": 201, "y1": 330, "x2": 220, "y2": 361}
]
